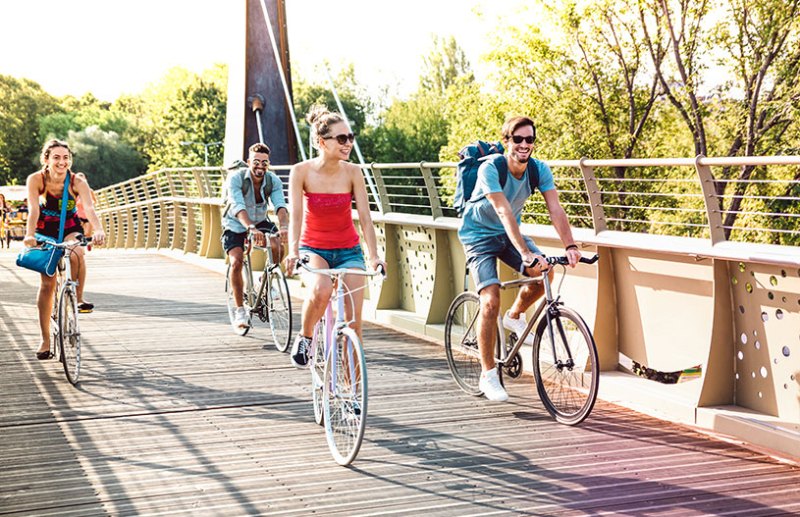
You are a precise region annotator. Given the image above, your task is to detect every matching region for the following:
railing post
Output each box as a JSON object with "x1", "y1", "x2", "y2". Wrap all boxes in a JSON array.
[
  {"x1": 693, "y1": 155, "x2": 726, "y2": 244},
  {"x1": 578, "y1": 157, "x2": 607, "y2": 233},
  {"x1": 370, "y1": 164, "x2": 392, "y2": 214},
  {"x1": 419, "y1": 164, "x2": 443, "y2": 218}
]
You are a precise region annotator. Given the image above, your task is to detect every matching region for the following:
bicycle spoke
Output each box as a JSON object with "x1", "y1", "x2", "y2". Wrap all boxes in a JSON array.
[
  {"x1": 323, "y1": 329, "x2": 367, "y2": 466},
  {"x1": 267, "y1": 269, "x2": 293, "y2": 352},
  {"x1": 533, "y1": 307, "x2": 598, "y2": 425},
  {"x1": 445, "y1": 292, "x2": 484, "y2": 396},
  {"x1": 312, "y1": 320, "x2": 326, "y2": 426},
  {"x1": 59, "y1": 287, "x2": 81, "y2": 385}
]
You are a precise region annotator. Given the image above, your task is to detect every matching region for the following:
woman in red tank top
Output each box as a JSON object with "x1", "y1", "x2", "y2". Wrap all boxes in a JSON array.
[{"x1": 285, "y1": 105, "x2": 386, "y2": 368}]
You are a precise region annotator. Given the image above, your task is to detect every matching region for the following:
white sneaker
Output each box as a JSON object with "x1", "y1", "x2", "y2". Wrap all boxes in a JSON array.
[
  {"x1": 479, "y1": 368, "x2": 509, "y2": 402},
  {"x1": 233, "y1": 307, "x2": 249, "y2": 328},
  {"x1": 502, "y1": 311, "x2": 533, "y2": 344}
]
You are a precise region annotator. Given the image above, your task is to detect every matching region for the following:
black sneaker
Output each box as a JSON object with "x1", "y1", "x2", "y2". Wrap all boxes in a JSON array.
[{"x1": 290, "y1": 335, "x2": 311, "y2": 368}]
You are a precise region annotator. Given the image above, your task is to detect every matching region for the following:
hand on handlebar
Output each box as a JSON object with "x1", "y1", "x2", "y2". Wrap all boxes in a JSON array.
[
  {"x1": 91, "y1": 229, "x2": 106, "y2": 247},
  {"x1": 283, "y1": 253, "x2": 300, "y2": 276},
  {"x1": 249, "y1": 227, "x2": 266, "y2": 248},
  {"x1": 369, "y1": 257, "x2": 387, "y2": 277},
  {"x1": 565, "y1": 246, "x2": 581, "y2": 268},
  {"x1": 521, "y1": 251, "x2": 549, "y2": 274}
]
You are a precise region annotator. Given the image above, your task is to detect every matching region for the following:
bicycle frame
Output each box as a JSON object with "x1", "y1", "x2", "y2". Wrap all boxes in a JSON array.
[
  {"x1": 306, "y1": 267, "x2": 375, "y2": 393},
  {"x1": 470, "y1": 255, "x2": 598, "y2": 369},
  {"x1": 243, "y1": 229, "x2": 281, "y2": 307}
]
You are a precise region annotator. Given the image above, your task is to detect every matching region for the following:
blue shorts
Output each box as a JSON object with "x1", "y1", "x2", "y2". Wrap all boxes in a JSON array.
[
  {"x1": 463, "y1": 234, "x2": 543, "y2": 292},
  {"x1": 299, "y1": 244, "x2": 366, "y2": 271}
]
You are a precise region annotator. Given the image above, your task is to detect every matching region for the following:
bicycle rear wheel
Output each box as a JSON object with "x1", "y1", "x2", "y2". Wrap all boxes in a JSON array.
[
  {"x1": 225, "y1": 262, "x2": 253, "y2": 336},
  {"x1": 267, "y1": 267, "x2": 293, "y2": 352},
  {"x1": 323, "y1": 327, "x2": 367, "y2": 466},
  {"x1": 58, "y1": 286, "x2": 81, "y2": 385},
  {"x1": 311, "y1": 318, "x2": 326, "y2": 426},
  {"x1": 444, "y1": 292, "x2": 486, "y2": 396},
  {"x1": 532, "y1": 306, "x2": 599, "y2": 425}
]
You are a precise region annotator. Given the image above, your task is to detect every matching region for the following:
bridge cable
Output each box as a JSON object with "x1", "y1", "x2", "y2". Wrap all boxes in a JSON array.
[{"x1": 323, "y1": 64, "x2": 383, "y2": 213}]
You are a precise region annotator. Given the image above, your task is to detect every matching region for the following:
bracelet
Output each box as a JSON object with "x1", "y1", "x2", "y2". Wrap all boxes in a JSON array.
[{"x1": 565, "y1": 244, "x2": 579, "y2": 251}]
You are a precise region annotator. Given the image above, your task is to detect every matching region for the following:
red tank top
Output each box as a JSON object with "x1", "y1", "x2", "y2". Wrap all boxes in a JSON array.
[{"x1": 301, "y1": 192, "x2": 359, "y2": 249}]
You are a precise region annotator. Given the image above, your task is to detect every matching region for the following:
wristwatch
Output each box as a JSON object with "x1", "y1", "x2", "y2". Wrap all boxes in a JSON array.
[{"x1": 247, "y1": 224, "x2": 256, "y2": 231}]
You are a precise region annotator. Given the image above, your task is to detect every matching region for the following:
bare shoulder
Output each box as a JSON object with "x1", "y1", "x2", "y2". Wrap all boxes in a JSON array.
[
  {"x1": 344, "y1": 161, "x2": 364, "y2": 181},
  {"x1": 290, "y1": 160, "x2": 313, "y2": 177},
  {"x1": 72, "y1": 172, "x2": 88, "y2": 188},
  {"x1": 25, "y1": 171, "x2": 43, "y2": 187}
]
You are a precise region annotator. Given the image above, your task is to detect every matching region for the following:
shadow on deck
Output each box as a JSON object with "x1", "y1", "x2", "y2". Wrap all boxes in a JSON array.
[{"x1": 1, "y1": 250, "x2": 798, "y2": 516}]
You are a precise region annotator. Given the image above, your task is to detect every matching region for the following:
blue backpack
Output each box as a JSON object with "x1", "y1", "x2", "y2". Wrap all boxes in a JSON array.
[{"x1": 453, "y1": 140, "x2": 540, "y2": 216}]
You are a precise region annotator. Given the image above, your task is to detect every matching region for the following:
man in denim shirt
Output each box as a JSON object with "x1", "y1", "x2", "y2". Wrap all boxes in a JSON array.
[{"x1": 222, "y1": 143, "x2": 289, "y2": 329}]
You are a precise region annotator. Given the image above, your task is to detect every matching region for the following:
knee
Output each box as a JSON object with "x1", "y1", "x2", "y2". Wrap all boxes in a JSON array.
[
  {"x1": 480, "y1": 293, "x2": 501, "y2": 318},
  {"x1": 310, "y1": 282, "x2": 333, "y2": 304}
]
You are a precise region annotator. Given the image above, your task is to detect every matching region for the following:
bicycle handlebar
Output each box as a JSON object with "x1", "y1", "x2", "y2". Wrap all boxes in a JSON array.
[
  {"x1": 297, "y1": 254, "x2": 386, "y2": 279},
  {"x1": 525, "y1": 254, "x2": 599, "y2": 268},
  {"x1": 35, "y1": 235, "x2": 92, "y2": 249}
]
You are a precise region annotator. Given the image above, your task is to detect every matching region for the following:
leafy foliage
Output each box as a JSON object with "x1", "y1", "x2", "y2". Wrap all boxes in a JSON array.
[
  {"x1": 0, "y1": 75, "x2": 61, "y2": 184},
  {"x1": 67, "y1": 126, "x2": 146, "y2": 188}
]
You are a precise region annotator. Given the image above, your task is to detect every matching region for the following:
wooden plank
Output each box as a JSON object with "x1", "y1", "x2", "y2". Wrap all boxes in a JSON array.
[{"x1": 0, "y1": 250, "x2": 798, "y2": 516}]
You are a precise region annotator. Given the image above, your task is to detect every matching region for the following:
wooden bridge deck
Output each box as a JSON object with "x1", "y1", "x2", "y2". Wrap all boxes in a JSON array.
[{"x1": 1, "y1": 250, "x2": 798, "y2": 516}]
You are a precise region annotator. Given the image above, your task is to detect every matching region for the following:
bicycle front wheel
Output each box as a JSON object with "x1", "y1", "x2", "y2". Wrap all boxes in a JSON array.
[
  {"x1": 532, "y1": 306, "x2": 599, "y2": 425},
  {"x1": 225, "y1": 262, "x2": 253, "y2": 336},
  {"x1": 323, "y1": 327, "x2": 367, "y2": 466},
  {"x1": 50, "y1": 283, "x2": 61, "y2": 363},
  {"x1": 444, "y1": 292, "x2": 485, "y2": 396},
  {"x1": 311, "y1": 318, "x2": 326, "y2": 426},
  {"x1": 267, "y1": 267, "x2": 293, "y2": 352},
  {"x1": 58, "y1": 287, "x2": 81, "y2": 385}
]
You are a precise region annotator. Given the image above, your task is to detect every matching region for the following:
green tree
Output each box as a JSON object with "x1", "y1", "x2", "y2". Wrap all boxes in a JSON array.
[
  {"x1": 67, "y1": 126, "x2": 146, "y2": 188},
  {"x1": 0, "y1": 75, "x2": 61, "y2": 184},
  {"x1": 292, "y1": 64, "x2": 373, "y2": 160},
  {"x1": 113, "y1": 65, "x2": 228, "y2": 170}
]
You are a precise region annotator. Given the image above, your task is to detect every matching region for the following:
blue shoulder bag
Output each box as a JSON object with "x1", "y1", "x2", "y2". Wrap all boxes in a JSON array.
[{"x1": 16, "y1": 173, "x2": 70, "y2": 276}]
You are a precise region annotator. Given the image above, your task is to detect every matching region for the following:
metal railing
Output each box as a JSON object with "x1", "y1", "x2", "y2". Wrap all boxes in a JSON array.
[{"x1": 95, "y1": 156, "x2": 800, "y2": 251}]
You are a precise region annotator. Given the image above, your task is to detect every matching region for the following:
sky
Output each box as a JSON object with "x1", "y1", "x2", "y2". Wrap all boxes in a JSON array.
[{"x1": 0, "y1": 0, "x2": 516, "y2": 103}]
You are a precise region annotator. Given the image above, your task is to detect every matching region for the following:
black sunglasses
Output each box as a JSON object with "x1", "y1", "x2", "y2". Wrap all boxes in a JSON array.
[
  {"x1": 324, "y1": 133, "x2": 356, "y2": 145},
  {"x1": 511, "y1": 135, "x2": 535, "y2": 144}
]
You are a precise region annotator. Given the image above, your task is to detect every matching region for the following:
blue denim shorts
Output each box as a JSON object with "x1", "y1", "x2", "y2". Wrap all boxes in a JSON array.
[
  {"x1": 299, "y1": 244, "x2": 366, "y2": 270},
  {"x1": 463, "y1": 234, "x2": 543, "y2": 292}
]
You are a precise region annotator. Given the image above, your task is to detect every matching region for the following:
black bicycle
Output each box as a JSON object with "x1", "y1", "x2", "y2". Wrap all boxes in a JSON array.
[{"x1": 444, "y1": 254, "x2": 600, "y2": 425}]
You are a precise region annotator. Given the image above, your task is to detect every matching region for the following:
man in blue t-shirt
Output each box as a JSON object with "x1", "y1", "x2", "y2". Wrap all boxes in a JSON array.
[{"x1": 458, "y1": 116, "x2": 581, "y2": 402}]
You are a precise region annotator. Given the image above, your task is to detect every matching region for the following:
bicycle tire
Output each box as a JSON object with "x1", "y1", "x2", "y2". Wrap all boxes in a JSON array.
[
  {"x1": 225, "y1": 262, "x2": 253, "y2": 336},
  {"x1": 58, "y1": 287, "x2": 81, "y2": 385},
  {"x1": 532, "y1": 306, "x2": 599, "y2": 425},
  {"x1": 323, "y1": 327, "x2": 367, "y2": 466},
  {"x1": 444, "y1": 292, "x2": 488, "y2": 396},
  {"x1": 50, "y1": 283, "x2": 61, "y2": 363},
  {"x1": 267, "y1": 267, "x2": 293, "y2": 352},
  {"x1": 311, "y1": 317, "x2": 326, "y2": 426}
]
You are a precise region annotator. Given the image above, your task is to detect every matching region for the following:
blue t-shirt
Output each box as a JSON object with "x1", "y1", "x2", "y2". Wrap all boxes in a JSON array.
[{"x1": 458, "y1": 157, "x2": 555, "y2": 245}]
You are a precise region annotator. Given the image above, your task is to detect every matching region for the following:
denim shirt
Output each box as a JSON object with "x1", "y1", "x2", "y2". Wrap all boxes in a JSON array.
[{"x1": 221, "y1": 168, "x2": 287, "y2": 233}]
